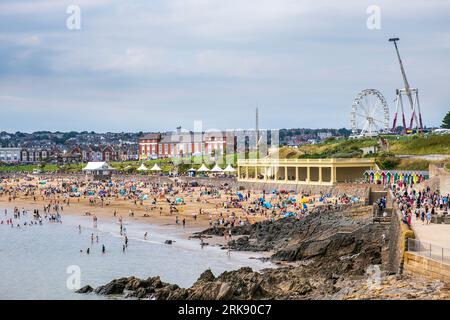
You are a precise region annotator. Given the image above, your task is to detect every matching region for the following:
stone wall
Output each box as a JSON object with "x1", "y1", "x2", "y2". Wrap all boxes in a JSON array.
[
  {"x1": 404, "y1": 252, "x2": 450, "y2": 282},
  {"x1": 386, "y1": 191, "x2": 415, "y2": 274},
  {"x1": 235, "y1": 181, "x2": 371, "y2": 199}
]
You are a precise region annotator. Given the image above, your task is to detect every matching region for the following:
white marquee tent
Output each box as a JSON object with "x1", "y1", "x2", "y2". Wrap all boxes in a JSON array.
[
  {"x1": 150, "y1": 163, "x2": 162, "y2": 171},
  {"x1": 82, "y1": 162, "x2": 114, "y2": 172},
  {"x1": 137, "y1": 163, "x2": 148, "y2": 171},
  {"x1": 223, "y1": 164, "x2": 236, "y2": 172},
  {"x1": 197, "y1": 164, "x2": 210, "y2": 172},
  {"x1": 210, "y1": 164, "x2": 223, "y2": 172}
]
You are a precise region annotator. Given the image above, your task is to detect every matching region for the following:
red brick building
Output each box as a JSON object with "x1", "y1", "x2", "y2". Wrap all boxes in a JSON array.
[{"x1": 139, "y1": 129, "x2": 232, "y2": 159}]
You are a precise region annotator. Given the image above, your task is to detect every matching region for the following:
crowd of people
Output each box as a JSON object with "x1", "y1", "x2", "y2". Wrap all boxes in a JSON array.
[
  {"x1": 0, "y1": 173, "x2": 368, "y2": 255},
  {"x1": 391, "y1": 182, "x2": 449, "y2": 226}
]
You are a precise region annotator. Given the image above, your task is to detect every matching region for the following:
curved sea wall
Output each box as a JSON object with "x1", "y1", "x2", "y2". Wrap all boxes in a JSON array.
[{"x1": 386, "y1": 191, "x2": 415, "y2": 274}]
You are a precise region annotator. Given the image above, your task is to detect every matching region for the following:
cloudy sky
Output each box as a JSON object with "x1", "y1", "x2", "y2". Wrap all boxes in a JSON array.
[{"x1": 0, "y1": 0, "x2": 449, "y2": 132}]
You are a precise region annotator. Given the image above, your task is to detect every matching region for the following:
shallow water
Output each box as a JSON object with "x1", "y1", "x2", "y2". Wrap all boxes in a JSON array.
[{"x1": 0, "y1": 207, "x2": 272, "y2": 299}]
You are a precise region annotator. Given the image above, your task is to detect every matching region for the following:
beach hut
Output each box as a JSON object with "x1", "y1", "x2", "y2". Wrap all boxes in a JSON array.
[
  {"x1": 374, "y1": 171, "x2": 381, "y2": 183},
  {"x1": 363, "y1": 171, "x2": 370, "y2": 182},
  {"x1": 393, "y1": 172, "x2": 399, "y2": 183},
  {"x1": 137, "y1": 163, "x2": 148, "y2": 171},
  {"x1": 150, "y1": 163, "x2": 162, "y2": 171},
  {"x1": 381, "y1": 171, "x2": 386, "y2": 184},
  {"x1": 413, "y1": 173, "x2": 418, "y2": 185},
  {"x1": 386, "y1": 171, "x2": 392, "y2": 184},
  {"x1": 223, "y1": 164, "x2": 236, "y2": 173},
  {"x1": 210, "y1": 164, "x2": 223, "y2": 173},
  {"x1": 197, "y1": 164, "x2": 210, "y2": 172}
]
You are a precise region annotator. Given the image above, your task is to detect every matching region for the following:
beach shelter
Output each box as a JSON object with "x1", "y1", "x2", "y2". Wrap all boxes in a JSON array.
[
  {"x1": 150, "y1": 163, "x2": 162, "y2": 171},
  {"x1": 223, "y1": 164, "x2": 236, "y2": 173},
  {"x1": 187, "y1": 167, "x2": 196, "y2": 172},
  {"x1": 210, "y1": 164, "x2": 223, "y2": 172},
  {"x1": 137, "y1": 163, "x2": 148, "y2": 171},
  {"x1": 197, "y1": 164, "x2": 210, "y2": 172}
]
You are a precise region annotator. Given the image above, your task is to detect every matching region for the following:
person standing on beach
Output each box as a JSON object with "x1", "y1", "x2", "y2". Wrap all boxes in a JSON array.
[{"x1": 182, "y1": 218, "x2": 186, "y2": 228}]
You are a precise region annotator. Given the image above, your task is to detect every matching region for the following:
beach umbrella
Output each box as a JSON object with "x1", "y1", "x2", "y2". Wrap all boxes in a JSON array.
[
  {"x1": 150, "y1": 163, "x2": 162, "y2": 171},
  {"x1": 197, "y1": 164, "x2": 210, "y2": 172}
]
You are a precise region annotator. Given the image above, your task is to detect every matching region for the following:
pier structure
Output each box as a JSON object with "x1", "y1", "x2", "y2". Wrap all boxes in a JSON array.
[{"x1": 237, "y1": 158, "x2": 378, "y2": 186}]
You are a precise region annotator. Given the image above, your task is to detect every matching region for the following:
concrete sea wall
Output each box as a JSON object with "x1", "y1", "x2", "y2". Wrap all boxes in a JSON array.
[{"x1": 403, "y1": 252, "x2": 450, "y2": 282}]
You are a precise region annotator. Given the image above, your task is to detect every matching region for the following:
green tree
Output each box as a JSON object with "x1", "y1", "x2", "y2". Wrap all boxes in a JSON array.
[{"x1": 442, "y1": 111, "x2": 450, "y2": 129}]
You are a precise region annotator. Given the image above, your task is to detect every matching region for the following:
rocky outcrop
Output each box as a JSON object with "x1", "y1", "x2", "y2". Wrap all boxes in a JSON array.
[
  {"x1": 76, "y1": 285, "x2": 93, "y2": 294},
  {"x1": 86, "y1": 267, "x2": 315, "y2": 300},
  {"x1": 201, "y1": 206, "x2": 373, "y2": 254},
  {"x1": 80, "y1": 206, "x2": 392, "y2": 300}
]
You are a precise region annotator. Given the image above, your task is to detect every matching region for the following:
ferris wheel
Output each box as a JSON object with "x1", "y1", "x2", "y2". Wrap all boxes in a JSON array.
[{"x1": 351, "y1": 89, "x2": 390, "y2": 138}]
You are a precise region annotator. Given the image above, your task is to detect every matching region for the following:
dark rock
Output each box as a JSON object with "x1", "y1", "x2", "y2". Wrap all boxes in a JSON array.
[
  {"x1": 196, "y1": 269, "x2": 215, "y2": 283},
  {"x1": 95, "y1": 279, "x2": 126, "y2": 295},
  {"x1": 76, "y1": 285, "x2": 93, "y2": 294}
]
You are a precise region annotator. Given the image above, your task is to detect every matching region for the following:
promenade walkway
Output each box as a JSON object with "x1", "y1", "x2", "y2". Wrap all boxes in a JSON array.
[{"x1": 411, "y1": 217, "x2": 450, "y2": 249}]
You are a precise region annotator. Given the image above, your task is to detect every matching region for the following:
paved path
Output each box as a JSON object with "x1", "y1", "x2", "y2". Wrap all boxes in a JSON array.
[{"x1": 411, "y1": 217, "x2": 450, "y2": 249}]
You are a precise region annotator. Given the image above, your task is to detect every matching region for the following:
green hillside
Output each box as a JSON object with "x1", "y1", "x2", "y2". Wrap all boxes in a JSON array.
[{"x1": 279, "y1": 134, "x2": 450, "y2": 170}]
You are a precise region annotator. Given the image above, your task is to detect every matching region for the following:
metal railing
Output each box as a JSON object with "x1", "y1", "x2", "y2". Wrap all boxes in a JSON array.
[{"x1": 407, "y1": 238, "x2": 450, "y2": 265}]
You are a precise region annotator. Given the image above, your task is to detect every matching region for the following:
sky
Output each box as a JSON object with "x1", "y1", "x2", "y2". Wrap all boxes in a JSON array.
[{"x1": 0, "y1": 0, "x2": 449, "y2": 133}]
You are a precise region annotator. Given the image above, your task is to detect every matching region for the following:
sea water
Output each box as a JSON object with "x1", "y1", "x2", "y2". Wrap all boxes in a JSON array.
[{"x1": 0, "y1": 208, "x2": 272, "y2": 299}]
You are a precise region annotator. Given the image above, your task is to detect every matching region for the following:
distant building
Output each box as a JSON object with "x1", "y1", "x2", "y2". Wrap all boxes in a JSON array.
[
  {"x1": 360, "y1": 146, "x2": 379, "y2": 156},
  {"x1": 0, "y1": 148, "x2": 21, "y2": 163},
  {"x1": 138, "y1": 128, "x2": 232, "y2": 160},
  {"x1": 317, "y1": 132, "x2": 332, "y2": 140},
  {"x1": 20, "y1": 148, "x2": 50, "y2": 163}
]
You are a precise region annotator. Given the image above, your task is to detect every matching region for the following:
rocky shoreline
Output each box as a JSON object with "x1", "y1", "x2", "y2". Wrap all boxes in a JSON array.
[{"x1": 77, "y1": 206, "x2": 450, "y2": 300}]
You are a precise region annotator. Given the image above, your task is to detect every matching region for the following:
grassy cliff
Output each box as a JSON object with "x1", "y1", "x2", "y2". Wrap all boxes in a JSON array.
[{"x1": 279, "y1": 134, "x2": 450, "y2": 170}]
